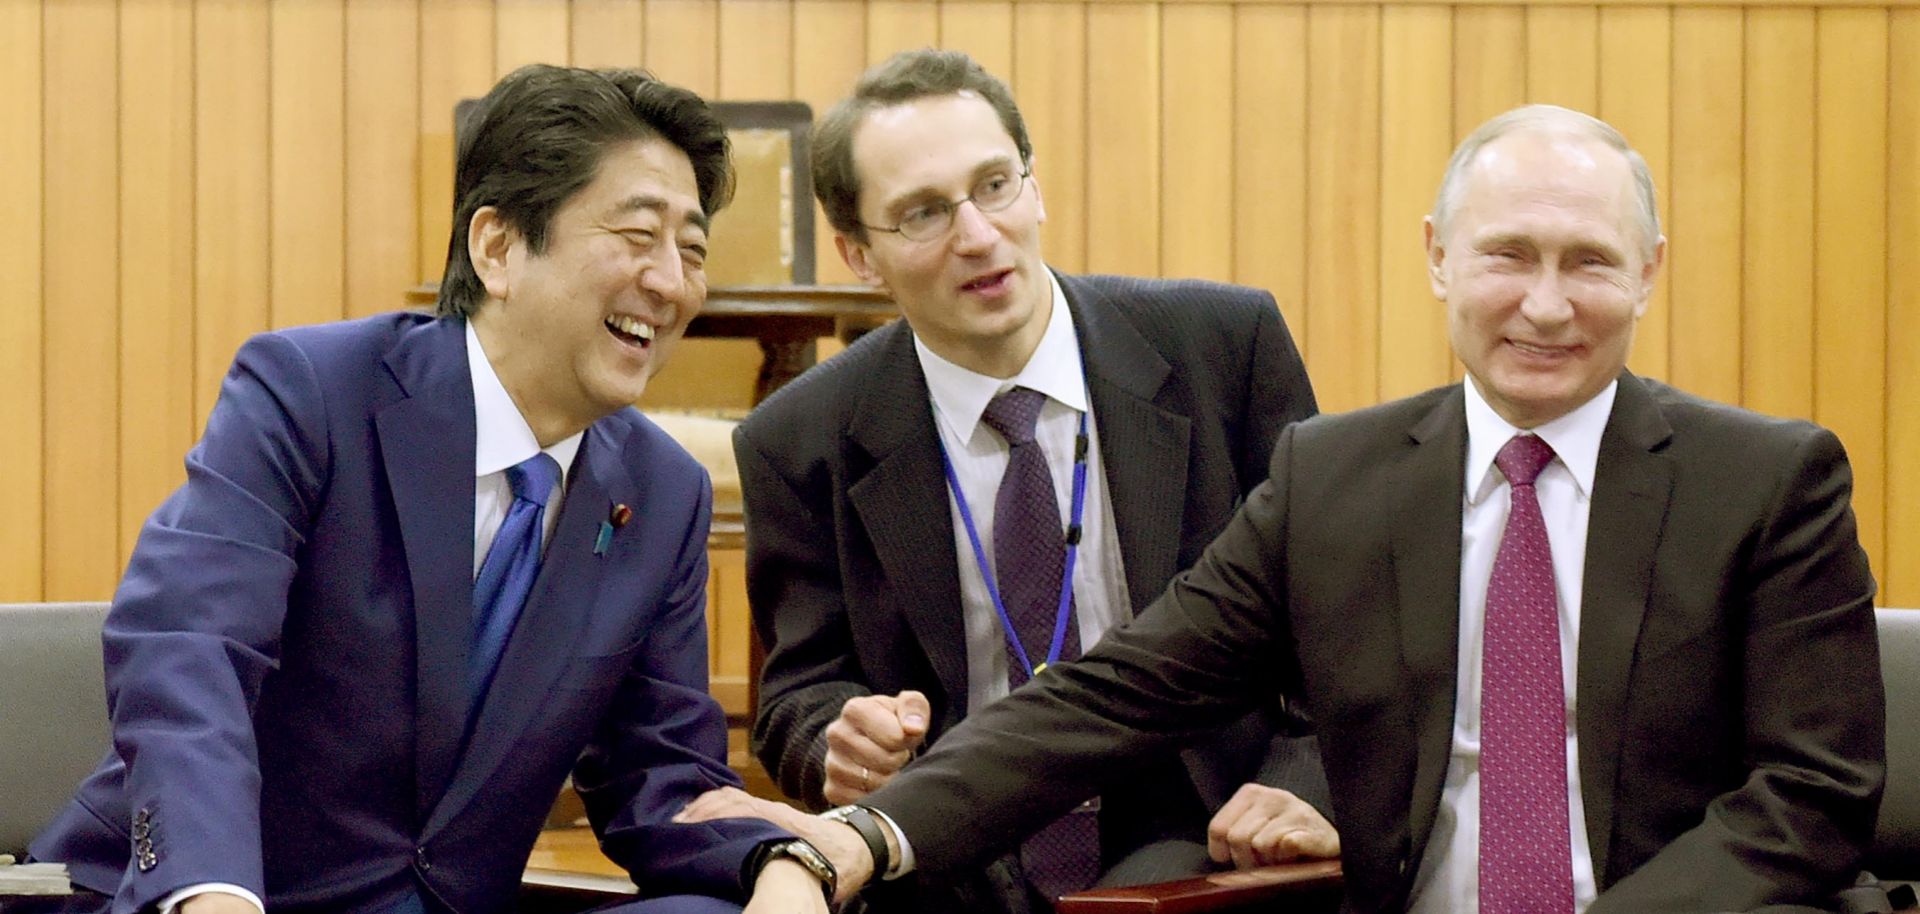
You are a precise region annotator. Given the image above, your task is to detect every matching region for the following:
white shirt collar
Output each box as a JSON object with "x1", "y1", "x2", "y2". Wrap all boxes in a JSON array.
[
  {"x1": 1462, "y1": 375, "x2": 1616, "y2": 506},
  {"x1": 467, "y1": 320, "x2": 583, "y2": 483},
  {"x1": 913, "y1": 269, "x2": 1088, "y2": 446}
]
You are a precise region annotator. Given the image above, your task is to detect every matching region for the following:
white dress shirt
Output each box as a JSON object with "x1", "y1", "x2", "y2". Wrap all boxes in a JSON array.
[
  {"x1": 1405, "y1": 376, "x2": 1618, "y2": 914},
  {"x1": 162, "y1": 321, "x2": 580, "y2": 914},
  {"x1": 913, "y1": 271, "x2": 1131, "y2": 714}
]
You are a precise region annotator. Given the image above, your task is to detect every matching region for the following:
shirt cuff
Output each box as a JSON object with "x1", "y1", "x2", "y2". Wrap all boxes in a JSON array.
[
  {"x1": 159, "y1": 883, "x2": 265, "y2": 914},
  {"x1": 867, "y1": 807, "x2": 915, "y2": 879}
]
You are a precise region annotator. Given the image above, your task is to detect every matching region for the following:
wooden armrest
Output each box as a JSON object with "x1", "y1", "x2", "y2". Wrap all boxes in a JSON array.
[{"x1": 1054, "y1": 859, "x2": 1343, "y2": 914}]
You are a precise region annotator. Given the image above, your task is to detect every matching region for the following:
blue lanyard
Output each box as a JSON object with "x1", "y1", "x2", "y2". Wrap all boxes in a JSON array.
[{"x1": 938, "y1": 403, "x2": 1090, "y2": 678}]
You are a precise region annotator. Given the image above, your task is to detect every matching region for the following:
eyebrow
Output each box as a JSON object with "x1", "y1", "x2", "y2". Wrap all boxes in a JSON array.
[
  {"x1": 612, "y1": 194, "x2": 710, "y2": 234},
  {"x1": 881, "y1": 154, "x2": 1021, "y2": 215}
]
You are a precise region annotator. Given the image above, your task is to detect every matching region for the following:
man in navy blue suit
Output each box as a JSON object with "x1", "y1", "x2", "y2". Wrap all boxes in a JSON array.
[{"x1": 30, "y1": 65, "x2": 832, "y2": 914}]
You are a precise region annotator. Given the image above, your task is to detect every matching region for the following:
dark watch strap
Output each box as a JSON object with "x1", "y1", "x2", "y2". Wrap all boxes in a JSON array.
[{"x1": 829, "y1": 805, "x2": 892, "y2": 877}]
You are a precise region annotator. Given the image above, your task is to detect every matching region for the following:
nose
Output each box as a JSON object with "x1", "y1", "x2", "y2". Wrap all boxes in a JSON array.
[
  {"x1": 639, "y1": 246, "x2": 686, "y2": 298},
  {"x1": 1520, "y1": 267, "x2": 1575, "y2": 326},
  {"x1": 949, "y1": 200, "x2": 998, "y2": 253}
]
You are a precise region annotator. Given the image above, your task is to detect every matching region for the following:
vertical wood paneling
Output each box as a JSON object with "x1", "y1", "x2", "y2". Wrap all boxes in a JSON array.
[
  {"x1": 1598, "y1": 6, "x2": 1673, "y2": 380},
  {"x1": 1815, "y1": 8, "x2": 1889, "y2": 585},
  {"x1": 793, "y1": 0, "x2": 865, "y2": 284},
  {"x1": 346, "y1": 0, "x2": 421, "y2": 317},
  {"x1": 1013, "y1": 1, "x2": 1087, "y2": 273},
  {"x1": 118, "y1": 0, "x2": 197, "y2": 559},
  {"x1": 271, "y1": 0, "x2": 348, "y2": 330},
  {"x1": 196, "y1": 0, "x2": 271, "y2": 428},
  {"x1": 1304, "y1": 5, "x2": 1381, "y2": 412},
  {"x1": 1160, "y1": 4, "x2": 1233, "y2": 281},
  {"x1": 1668, "y1": 8, "x2": 1743, "y2": 403},
  {"x1": 570, "y1": 0, "x2": 642, "y2": 67},
  {"x1": 44, "y1": 0, "x2": 120, "y2": 599},
  {"x1": 1232, "y1": 4, "x2": 1307, "y2": 340},
  {"x1": 1378, "y1": 4, "x2": 1453, "y2": 400},
  {"x1": 1887, "y1": 10, "x2": 1920, "y2": 606},
  {"x1": 1454, "y1": 7, "x2": 1527, "y2": 141},
  {"x1": 1741, "y1": 9, "x2": 1816, "y2": 419},
  {"x1": 939, "y1": 1, "x2": 1013, "y2": 80},
  {"x1": 1085, "y1": 3, "x2": 1159, "y2": 275},
  {"x1": 643, "y1": 0, "x2": 719, "y2": 95},
  {"x1": 1526, "y1": 6, "x2": 1599, "y2": 112},
  {"x1": 719, "y1": 0, "x2": 794, "y2": 100},
  {"x1": 0, "y1": 0, "x2": 43, "y2": 598},
  {"x1": 417, "y1": 0, "x2": 493, "y2": 287},
  {"x1": 866, "y1": 0, "x2": 938, "y2": 61},
  {"x1": 496, "y1": 0, "x2": 571, "y2": 73}
]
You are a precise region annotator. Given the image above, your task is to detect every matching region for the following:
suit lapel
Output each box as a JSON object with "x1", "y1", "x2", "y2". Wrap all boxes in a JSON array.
[
  {"x1": 846, "y1": 326, "x2": 971, "y2": 718},
  {"x1": 1574, "y1": 373, "x2": 1672, "y2": 882},
  {"x1": 1061, "y1": 275, "x2": 1190, "y2": 610},
  {"x1": 425, "y1": 418, "x2": 632, "y2": 836},
  {"x1": 1394, "y1": 387, "x2": 1468, "y2": 868},
  {"x1": 373, "y1": 318, "x2": 479, "y2": 827}
]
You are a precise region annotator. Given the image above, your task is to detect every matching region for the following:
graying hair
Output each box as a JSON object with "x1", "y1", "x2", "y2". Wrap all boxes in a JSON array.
[{"x1": 1431, "y1": 104, "x2": 1661, "y2": 256}]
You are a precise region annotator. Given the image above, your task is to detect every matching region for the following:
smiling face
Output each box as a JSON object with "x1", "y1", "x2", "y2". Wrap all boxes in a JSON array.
[
  {"x1": 1426, "y1": 130, "x2": 1665, "y2": 428},
  {"x1": 469, "y1": 136, "x2": 709, "y2": 443},
  {"x1": 837, "y1": 92, "x2": 1050, "y2": 379}
]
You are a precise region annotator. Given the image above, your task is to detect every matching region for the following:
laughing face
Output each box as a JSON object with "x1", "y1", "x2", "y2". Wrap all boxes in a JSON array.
[
  {"x1": 1426, "y1": 130, "x2": 1665, "y2": 428},
  {"x1": 838, "y1": 92, "x2": 1050, "y2": 379},
  {"x1": 469, "y1": 136, "x2": 709, "y2": 442}
]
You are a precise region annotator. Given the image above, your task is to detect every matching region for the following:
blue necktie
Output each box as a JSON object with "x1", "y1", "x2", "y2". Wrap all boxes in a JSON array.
[{"x1": 470, "y1": 452, "x2": 562, "y2": 707}]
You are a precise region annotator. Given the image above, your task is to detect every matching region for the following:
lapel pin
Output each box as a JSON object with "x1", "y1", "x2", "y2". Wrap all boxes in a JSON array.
[
  {"x1": 593, "y1": 504, "x2": 631, "y2": 556},
  {"x1": 611, "y1": 504, "x2": 632, "y2": 528}
]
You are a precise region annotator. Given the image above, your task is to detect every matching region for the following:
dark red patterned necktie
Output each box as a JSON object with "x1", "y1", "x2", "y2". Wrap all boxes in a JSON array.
[{"x1": 1480, "y1": 433, "x2": 1574, "y2": 914}]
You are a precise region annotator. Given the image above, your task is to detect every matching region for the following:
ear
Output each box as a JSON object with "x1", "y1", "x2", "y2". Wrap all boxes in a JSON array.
[
  {"x1": 1424, "y1": 216, "x2": 1448, "y2": 300},
  {"x1": 468, "y1": 206, "x2": 519, "y2": 302},
  {"x1": 1634, "y1": 234, "x2": 1668, "y2": 319},
  {"x1": 836, "y1": 233, "x2": 889, "y2": 294},
  {"x1": 1028, "y1": 167, "x2": 1046, "y2": 226}
]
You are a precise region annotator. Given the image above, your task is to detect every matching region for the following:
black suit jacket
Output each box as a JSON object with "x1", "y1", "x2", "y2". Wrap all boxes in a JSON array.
[
  {"x1": 866, "y1": 373, "x2": 1885, "y2": 914},
  {"x1": 736, "y1": 273, "x2": 1322, "y2": 909}
]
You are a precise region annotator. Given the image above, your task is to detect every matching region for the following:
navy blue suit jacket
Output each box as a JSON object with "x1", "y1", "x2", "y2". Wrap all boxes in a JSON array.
[{"x1": 33, "y1": 313, "x2": 784, "y2": 914}]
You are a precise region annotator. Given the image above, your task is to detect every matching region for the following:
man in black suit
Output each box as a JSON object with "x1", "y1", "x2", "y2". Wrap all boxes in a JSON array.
[
  {"x1": 728, "y1": 48, "x2": 1332, "y2": 914},
  {"x1": 696, "y1": 104, "x2": 1885, "y2": 914}
]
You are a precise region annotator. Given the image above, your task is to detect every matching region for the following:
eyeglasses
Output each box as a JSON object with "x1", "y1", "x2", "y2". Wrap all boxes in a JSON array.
[{"x1": 860, "y1": 167, "x2": 1032, "y2": 242}]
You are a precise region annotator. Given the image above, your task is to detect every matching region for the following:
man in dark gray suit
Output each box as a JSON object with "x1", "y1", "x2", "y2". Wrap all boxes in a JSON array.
[
  {"x1": 694, "y1": 103, "x2": 1884, "y2": 914},
  {"x1": 727, "y1": 48, "x2": 1333, "y2": 914}
]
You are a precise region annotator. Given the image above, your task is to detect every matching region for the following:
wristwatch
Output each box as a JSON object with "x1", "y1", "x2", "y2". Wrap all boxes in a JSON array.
[
  {"x1": 745, "y1": 837, "x2": 837, "y2": 904},
  {"x1": 820, "y1": 804, "x2": 892, "y2": 877}
]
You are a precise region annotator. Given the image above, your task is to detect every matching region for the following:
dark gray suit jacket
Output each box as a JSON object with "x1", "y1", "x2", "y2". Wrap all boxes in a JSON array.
[
  {"x1": 864, "y1": 372, "x2": 1885, "y2": 914},
  {"x1": 736, "y1": 273, "x2": 1323, "y2": 911}
]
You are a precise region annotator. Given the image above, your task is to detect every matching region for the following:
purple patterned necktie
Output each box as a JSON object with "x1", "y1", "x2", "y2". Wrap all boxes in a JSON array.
[
  {"x1": 980, "y1": 386, "x2": 1097, "y2": 900},
  {"x1": 1480, "y1": 433, "x2": 1574, "y2": 914}
]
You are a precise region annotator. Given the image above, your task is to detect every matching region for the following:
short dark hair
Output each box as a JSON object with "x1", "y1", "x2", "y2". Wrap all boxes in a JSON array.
[
  {"x1": 812, "y1": 48, "x2": 1032, "y2": 244},
  {"x1": 436, "y1": 64, "x2": 733, "y2": 317}
]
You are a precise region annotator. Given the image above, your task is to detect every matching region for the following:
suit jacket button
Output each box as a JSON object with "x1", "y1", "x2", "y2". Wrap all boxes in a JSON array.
[{"x1": 415, "y1": 847, "x2": 431, "y2": 872}]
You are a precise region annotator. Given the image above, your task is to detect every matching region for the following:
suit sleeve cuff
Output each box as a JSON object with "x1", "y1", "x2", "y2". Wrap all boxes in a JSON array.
[{"x1": 159, "y1": 883, "x2": 265, "y2": 914}]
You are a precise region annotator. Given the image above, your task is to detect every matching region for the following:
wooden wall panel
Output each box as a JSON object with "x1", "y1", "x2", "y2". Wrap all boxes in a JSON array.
[
  {"x1": 1013, "y1": 1, "x2": 1088, "y2": 273},
  {"x1": 271, "y1": 0, "x2": 348, "y2": 330},
  {"x1": 0, "y1": 0, "x2": 44, "y2": 597},
  {"x1": 1085, "y1": 4, "x2": 1161, "y2": 276},
  {"x1": 1526, "y1": 6, "x2": 1599, "y2": 112},
  {"x1": 1304, "y1": 5, "x2": 1381, "y2": 412},
  {"x1": 14, "y1": 0, "x2": 1915, "y2": 610},
  {"x1": 1741, "y1": 8, "x2": 1816, "y2": 419},
  {"x1": 570, "y1": 0, "x2": 643, "y2": 67},
  {"x1": 1161, "y1": 4, "x2": 1234, "y2": 280},
  {"x1": 1668, "y1": 7, "x2": 1743, "y2": 403},
  {"x1": 345, "y1": 0, "x2": 422, "y2": 318},
  {"x1": 195, "y1": 0, "x2": 272, "y2": 429},
  {"x1": 1232, "y1": 4, "x2": 1307, "y2": 338},
  {"x1": 1378, "y1": 4, "x2": 1452, "y2": 400},
  {"x1": 1890, "y1": 10, "x2": 1920, "y2": 607},
  {"x1": 1598, "y1": 6, "x2": 1673, "y2": 380},
  {"x1": 118, "y1": 0, "x2": 198, "y2": 558},
  {"x1": 44, "y1": 0, "x2": 121, "y2": 599},
  {"x1": 496, "y1": 0, "x2": 572, "y2": 74},
  {"x1": 1814, "y1": 8, "x2": 1889, "y2": 578}
]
